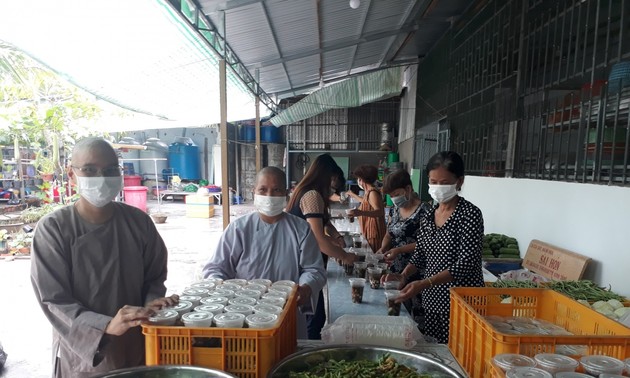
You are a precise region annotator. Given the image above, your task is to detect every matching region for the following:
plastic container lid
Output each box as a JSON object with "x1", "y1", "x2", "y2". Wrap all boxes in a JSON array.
[
  {"x1": 189, "y1": 282, "x2": 216, "y2": 291},
  {"x1": 266, "y1": 289, "x2": 289, "y2": 300},
  {"x1": 209, "y1": 289, "x2": 235, "y2": 298},
  {"x1": 383, "y1": 281, "x2": 401, "y2": 290},
  {"x1": 219, "y1": 283, "x2": 243, "y2": 292},
  {"x1": 554, "y1": 372, "x2": 592, "y2": 378},
  {"x1": 349, "y1": 278, "x2": 366, "y2": 287},
  {"x1": 182, "y1": 311, "x2": 214, "y2": 327},
  {"x1": 224, "y1": 279, "x2": 248, "y2": 286},
  {"x1": 148, "y1": 309, "x2": 178, "y2": 326},
  {"x1": 224, "y1": 304, "x2": 254, "y2": 315},
  {"x1": 213, "y1": 313, "x2": 246, "y2": 328},
  {"x1": 258, "y1": 297, "x2": 286, "y2": 308},
  {"x1": 269, "y1": 285, "x2": 293, "y2": 294},
  {"x1": 246, "y1": 313, "x2": 278, "y2": 329},
  {"x1": 598, "y1": 374, "x2": 626, "y2": 378},
  {"x1": 178, "y1": 295, "x2": 202, "y2": 306},
  {"x1": 168, "y1": 301, "x2": 193, "y2": 316},
  {"x1": 248, "y1": 279, "x2": 272, "y2": 287},
  {"x1": 199, "y1": 277, "x2": 223, "y2": 285},
  {"x1": 493, "y1": 354, "x2": 537, "y2": 372},
  {"x1": 625, "y1": 358, "x2": 630, "y2": 375},
  {"x1": 580, "y1": 356, "x2": 625, "y2": 376},
  {"x1": 229, "y1": 297, "x2": 257, "y2": 306},
  {"x1": 194, "y1": 304, "x2": 225, "y2": 315},
  {"x1": 506, "y1": 367, "x2": 553, "y2": 378},
  {"x1": 253, "y1": 304, "x2": 283, "y2": 316},
  {"x1": 182, "y1": 288, "x2": 210, "y2": 297},
  {"x1": 384, "y1": 290, "x2": 401, "y2": 300},
  {"x1": 534, "y1": 354, "x2": 579, "y2": 373},
  {"x1": 272, "y1": 280, "x2": 296, "y2": 288},
  {"x1": 244, "y1": 283, "x2": 268, "y2": 293},
  {"x1": 200, "y1": 296, "x2": 229, "y2": 305},
  {"x1": 235, "y1": 289, "x2": 262, "y2": 299}
]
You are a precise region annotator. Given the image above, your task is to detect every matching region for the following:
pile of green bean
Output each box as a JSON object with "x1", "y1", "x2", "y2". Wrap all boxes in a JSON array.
[
  {"x1": 544, "y1": 280, "x2": 626, "y2": 302},
  {"x1": 288, "y1": 353, "x2": 433, "y2": 378},
  {"x1": 490, "y1": 279, "x2": 626, "y2": 302}
]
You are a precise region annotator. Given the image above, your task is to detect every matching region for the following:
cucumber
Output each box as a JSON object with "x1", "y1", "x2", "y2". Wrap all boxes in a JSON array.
[{"x1": 499, "y1": 247, "x2": 520, "y2": 255}]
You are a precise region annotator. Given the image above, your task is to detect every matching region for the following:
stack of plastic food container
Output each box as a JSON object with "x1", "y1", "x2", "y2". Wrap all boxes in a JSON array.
[
  {"x1": 492, "y1": 354, "x2": 536, "y2": 372},
  {"x1": 580, "y1": 356, "x2": 625, "y2": 376},
  {"x1": 213, "y1": 312, "x2": 246, "y2": 328},
  {"x1": 505, "y1": 367, "x2": 553, "y2": 378},
  {"x1": 245, "y1": 313, "x2": 278, "y2": 329},
  {"x1": 182, "y1": 312, "x2": 213, "y2": 327},
  {"x1": 533, "y1": 354, "x2": 579, "y2": 375}
]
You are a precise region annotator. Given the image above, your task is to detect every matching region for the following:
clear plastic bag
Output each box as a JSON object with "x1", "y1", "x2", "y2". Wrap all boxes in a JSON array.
[{"x1": 320, "y1": 315, "x2": 425, "y2": 349}]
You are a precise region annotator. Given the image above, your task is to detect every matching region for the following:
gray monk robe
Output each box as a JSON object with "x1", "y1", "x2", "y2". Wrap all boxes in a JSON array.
[{"x1": 31, "y1": 202, "x2": 168, "y2": 378}]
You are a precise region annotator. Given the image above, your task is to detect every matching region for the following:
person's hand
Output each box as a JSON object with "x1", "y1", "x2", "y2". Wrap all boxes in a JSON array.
[
  {"x1": 147, "y1": 294, "x2": 179, "y2": 311},
  {"x1": 380, "y1": 272, "x2": 405, "y2": 287},
  {"x1": 105, "y1": 305, "x2": 156, "y2": 336},
  {"x1": 347, "y1": 209, "x2": 361, "y2": 217},
  {"x1": 296, "y1": 284, "x2": 312, "y2": 306},
  {"x1": 384, "y1": 248, "x2": 400, "y2": 263},
  {"x1": 342, "y1": 252, "x2": 358, "y2": 266},
  {"x1": 333, "y1": 236, "x2": 346, "y2": 248},
  {"x1": 397, "y1": 280, "x2": 425, "y2": 303}
]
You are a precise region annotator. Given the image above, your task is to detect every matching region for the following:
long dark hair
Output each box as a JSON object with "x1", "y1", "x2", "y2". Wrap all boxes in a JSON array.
[{"x1": 286, "y1": 154, "x2": 341, "y2": 212}]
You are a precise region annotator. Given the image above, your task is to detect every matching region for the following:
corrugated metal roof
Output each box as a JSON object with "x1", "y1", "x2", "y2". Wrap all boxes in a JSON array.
[{"x1": 200, "y1": 0, "x2": 475, "y2": 100}]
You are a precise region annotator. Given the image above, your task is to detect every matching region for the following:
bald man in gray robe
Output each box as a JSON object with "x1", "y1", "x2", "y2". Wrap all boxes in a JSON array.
[{"x1": 31, "y1": 137, "x2": 178, "y2": 377}]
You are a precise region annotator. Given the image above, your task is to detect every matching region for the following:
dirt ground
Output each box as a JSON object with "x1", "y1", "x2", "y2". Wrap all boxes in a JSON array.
[{"x1": 0, "y1": 199, "x2": 255, "y2": 378}]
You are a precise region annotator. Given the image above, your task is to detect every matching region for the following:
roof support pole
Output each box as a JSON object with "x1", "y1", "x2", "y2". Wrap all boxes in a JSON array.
[
  {"x1": 255, "y1": 69, "x2": 262, "y2": 173},
  {"x1": 220, "y1": 58, "x2": 230, "y2": 230}
]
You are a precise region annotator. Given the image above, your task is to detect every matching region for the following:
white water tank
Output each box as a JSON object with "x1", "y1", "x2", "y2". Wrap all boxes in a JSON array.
[{"x1": 118, "y1": 137, "x2": 141, "y2": 175}]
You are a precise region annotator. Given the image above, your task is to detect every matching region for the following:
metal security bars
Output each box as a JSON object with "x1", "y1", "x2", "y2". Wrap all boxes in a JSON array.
[{"x1": 417, "y1": 0, "x2": 630, "y2": 186}]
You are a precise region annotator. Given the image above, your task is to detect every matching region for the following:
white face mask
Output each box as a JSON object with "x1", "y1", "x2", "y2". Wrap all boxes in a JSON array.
[
  {"x1": 428, "y1": 184, "x2": 458, "y2": 204},
  {"x1": 254, "y1": 194, "x2": 286, "y2": 217},
  {"x1": 357, "y1": 180, "x2": 364, "y2": 190},
  {"x1": 76, "y1": 176, "x2": 122, "y2": 207},
  {"x1": 391, "y1": 193, "x2": 409, "y2": 208}
]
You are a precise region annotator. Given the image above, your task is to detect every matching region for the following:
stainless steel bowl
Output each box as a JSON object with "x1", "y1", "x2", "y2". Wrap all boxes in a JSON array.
[
  {"x1": 91, "y1": 365, "x2": 238, "y2": 378},
  {"x1": 267, "y1": 344, "x2": 465, "y2": 378}
]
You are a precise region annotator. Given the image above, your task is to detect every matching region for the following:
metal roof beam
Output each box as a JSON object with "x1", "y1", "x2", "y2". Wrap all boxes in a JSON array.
[
  {"x1": 381, "y1": 0, "x2": 428, "y2": 65},
  {"x1": 249, "y1": 23, "x2": 421, "y2": 69},
  {"x1": 346, "y1": 0, "x2": 373, "y2": 76},
  {"x1": 199, "y1": 0, "x2": 266, "y2": 13},
  {"x1": 167, "y1": 0, "x2": 277, "y2": 113},
  {"x1": 260, "y1": 1, "x2": 294, "y2": 95}
]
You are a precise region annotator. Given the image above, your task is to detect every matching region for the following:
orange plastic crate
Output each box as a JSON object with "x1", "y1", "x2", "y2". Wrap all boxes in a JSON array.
[
  {"x1": 448, "y1": 287, "x2": 630, "y2": 378},
  {"x1": 142, "y1": 288, "x2": 297, "y2": 378}
]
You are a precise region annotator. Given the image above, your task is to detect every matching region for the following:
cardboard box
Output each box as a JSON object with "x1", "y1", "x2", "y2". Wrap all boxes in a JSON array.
[
  {"x1": 522, "y1": 239, "x2": 591, "y2": 281},
  {"x1": 185, "y1": 195, "x2": 215, "y2": 218}
]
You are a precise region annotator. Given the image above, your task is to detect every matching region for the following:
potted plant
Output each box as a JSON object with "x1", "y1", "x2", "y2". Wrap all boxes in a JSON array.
[
  {"x1": 34, "y1": 151, "x2": 56, "y2": 182},
  {"x1": 7, "y1": 230, "x2": 33, "y2": 255}
]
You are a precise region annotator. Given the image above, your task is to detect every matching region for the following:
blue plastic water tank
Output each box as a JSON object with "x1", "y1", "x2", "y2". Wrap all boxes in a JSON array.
[
  {"x1": 168, "y1": 137, "x2": 200, "y2": 180},
  {"x1": 261, "y1": 126, "x2": 282, "y2": 143}
]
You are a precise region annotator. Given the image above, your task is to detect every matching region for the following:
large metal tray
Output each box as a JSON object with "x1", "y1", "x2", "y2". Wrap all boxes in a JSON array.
[
  {"x1": 91, "y1": 365, "x2": 237, "y2": 378},
  {"x1": 267, "y1": 344, "x2": 466, "y2": 378}
]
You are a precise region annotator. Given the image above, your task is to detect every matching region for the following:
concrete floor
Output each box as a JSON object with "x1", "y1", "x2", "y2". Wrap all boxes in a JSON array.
[{"x1": 0, "y1": 198, "x2": 256, "y2": 378}]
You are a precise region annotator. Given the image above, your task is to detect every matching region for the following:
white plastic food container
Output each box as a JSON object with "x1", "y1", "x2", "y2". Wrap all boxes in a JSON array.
[
  {"x1": 245, "y1": 313, "x2": 278, "y2": 329},
  {"x1": 182, "y1": 288, "x2": 210, "y2": 297},
  {"x1": 258, "y1": 297, "x2": 286, "y2": 308},
  {"x1": 224, "y1": 279, "x2": 248, "y2": 287},
  {"x1": 189, "y1": 281, "x2": 216, "y2": 291},
  {"x1": 235, "y1": 289, "x2": 262, "y2": 299},
  {"x1": 200, "y1": 296, "x2": 229, "y2": 306},
  {"x1": 194, "y1": 304, "x2": 225, "y2": 315},
  {"x1": 214, "y1": 313, "x2": 246, "y2": 328},
  {"x1": 219, "y1": 283, "x2": 243, "y2": 292},
  {"x1": 182, "y1": 311, "x2": 214, "y2": 327},
  {"x1": 553, "y1": 372, "x2": 593, "y2": 378},
  {"x1": 266, "y1": 289, "x2": 289, "y2": 300},
  {"x1": 148, "y1": 309, "x2": 178, "y2": 326},
  {"x1": 248, "y1": 279, "x2": 272, "y2": 288},
  {"x1": 253, "y1": 304, "x2": 283, "y2": 316},
  {"x1": 534, "y1": 353, "x2": 579, "y2": 374},
  {"x1": 229, "y1": 297, "x2": 257, "y2": 306},
  {"x1": 506, "y1": 367, "x2": 553, "y2": 378},
  {"x1": 178, "y1": 295, "x2": 202, "y2": 307},
  {"x1": 244, "y1": 283, "x2": 267, "y2": 293},
  {"x1": 625, "y1": 358, "x2": 630, "y2": 375},
  {"x1": 224, "y1": 304, "x2": 254, "y2": 316},
  {"x1": 168, "y1": 301, "x2": 193, "y2": 317},
  {"x1": 493, "y1": 354, "x2": 536, "y2": 372},
  {"x1": 209, "y1": 289, "x2": 235, "y2": 299},
  {"x1": 580, "y1": 356, "x2": 625, "y2": 376},
  {"x1": 262, "y1": 291, "x2": 287, "y2": 301},
  {"x1": 272, "y1": 280, "x2": 296, "y2": 288}
]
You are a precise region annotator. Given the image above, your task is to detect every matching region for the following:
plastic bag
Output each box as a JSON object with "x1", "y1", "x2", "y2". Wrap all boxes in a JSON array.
[
  {"x1": 619, "y1": 309, "x2": 630, "y2": 328},
  {"x1": 320, "y1": 315, "x2": 424, "y2": 349},
  {"x1": 0, "y1": 341, "x2": 7, "y2": 369},
  {"x1": 499, "y1": 268, "x2": 549, "y2": 283}
]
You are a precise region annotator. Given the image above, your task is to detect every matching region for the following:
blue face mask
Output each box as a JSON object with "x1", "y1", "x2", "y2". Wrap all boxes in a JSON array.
[{"x1": 391, "y1": 194, "x2": 409, "y2": 208}]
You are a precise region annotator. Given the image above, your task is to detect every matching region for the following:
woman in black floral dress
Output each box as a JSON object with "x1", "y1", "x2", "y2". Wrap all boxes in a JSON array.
[
  {"x1": 377, "y1": 170, "x2": 430, "y2": 328},
  {"x1": 384, "y1": 151, "x2": 484, "y2": 344}
]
